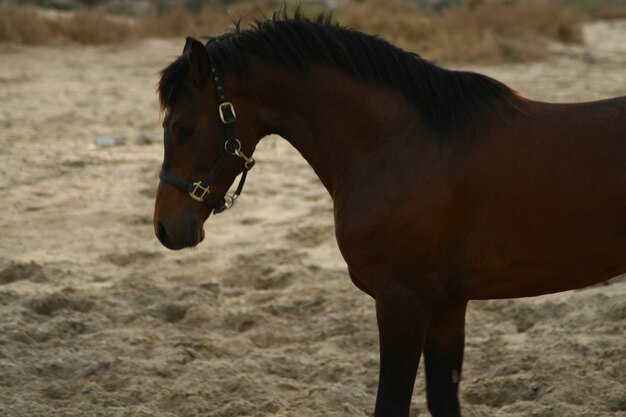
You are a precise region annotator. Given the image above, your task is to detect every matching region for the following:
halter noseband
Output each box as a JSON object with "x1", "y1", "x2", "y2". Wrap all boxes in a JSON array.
[{"x1": 158, "y1": 50, "x2": 255, "y2": 214}]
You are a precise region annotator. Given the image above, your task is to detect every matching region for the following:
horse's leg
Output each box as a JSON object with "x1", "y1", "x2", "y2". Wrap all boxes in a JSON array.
[
  {"x1": 374, "y1": 281, "x2": 430, "y2": 417},
  {"x1": 424, "y1": 302, "x2": 467, "y2": 417}
]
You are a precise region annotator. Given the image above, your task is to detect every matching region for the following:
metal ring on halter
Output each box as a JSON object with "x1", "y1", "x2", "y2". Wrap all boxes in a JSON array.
[
  {"x1": 225, "y1": 138, "x2": 242, "y2": 155},
  {"x1": 223, "y1": 194, "x2": 236, "y2": 209}
]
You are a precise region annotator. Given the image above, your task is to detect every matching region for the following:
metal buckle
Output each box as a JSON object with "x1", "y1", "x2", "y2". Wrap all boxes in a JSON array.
[
  {"x1": 244, "y1": 158, "x2": 255, "y2": 170},
  {"x1": 224, "y1": 139, "x2": 255, "y2": 169},
  {"x1": 218, "y1": 102, "x2": 236, "y2": 124},
  {"x1": 189, "y1": 181, "x2": 210, "y2": 202},
  {"x1": 237, "y1": 150, "x2": 255, "y2": 170}
]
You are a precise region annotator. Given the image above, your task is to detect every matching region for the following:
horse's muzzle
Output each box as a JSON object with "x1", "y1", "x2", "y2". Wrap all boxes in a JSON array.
[{"x1": 155, "y1": 218, "x2": 204, "y2": 250}]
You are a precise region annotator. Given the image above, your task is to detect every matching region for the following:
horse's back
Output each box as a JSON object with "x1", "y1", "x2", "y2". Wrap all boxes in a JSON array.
[{"x1": 457, "y1": 96, "x2": 626, "y2": 299}]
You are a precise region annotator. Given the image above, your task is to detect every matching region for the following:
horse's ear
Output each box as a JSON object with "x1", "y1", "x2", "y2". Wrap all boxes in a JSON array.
[{"x1": 183, "y1": 37, "x2": 210, "y2": 86}]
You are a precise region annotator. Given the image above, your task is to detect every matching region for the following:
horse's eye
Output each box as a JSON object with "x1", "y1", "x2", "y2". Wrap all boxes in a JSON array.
[{"x1": 178, "y1": 125, "x2": 195, "y2": 138}]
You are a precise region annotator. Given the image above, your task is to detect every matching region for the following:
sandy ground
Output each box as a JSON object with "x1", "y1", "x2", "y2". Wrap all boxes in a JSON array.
[{"x1": 0, "y1": 19, "x2": 625, "y2": 417}]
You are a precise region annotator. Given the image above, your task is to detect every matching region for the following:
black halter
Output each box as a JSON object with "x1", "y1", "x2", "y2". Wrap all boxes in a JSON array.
[{"x1": 159, "y1": 51, "x2": 255, "y2": 214}]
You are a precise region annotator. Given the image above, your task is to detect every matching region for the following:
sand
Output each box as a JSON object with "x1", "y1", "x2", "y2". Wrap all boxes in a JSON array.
[{"x1": 0, "y1": 19, "x2": 625, "y2": 417}]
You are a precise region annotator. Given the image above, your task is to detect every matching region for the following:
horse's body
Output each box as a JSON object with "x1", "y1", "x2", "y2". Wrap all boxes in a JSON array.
[
  {"x1": 153, "y1": 14, "x2": 626, "y2": 417},
  {"x1": 453, "y1": 97, "x2": 626, "y2": 299}
]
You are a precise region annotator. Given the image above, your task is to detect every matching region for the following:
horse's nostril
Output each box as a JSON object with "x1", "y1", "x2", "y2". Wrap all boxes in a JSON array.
[{"x1": 156, "y1": 221, "x2": 171, "y2": 247}]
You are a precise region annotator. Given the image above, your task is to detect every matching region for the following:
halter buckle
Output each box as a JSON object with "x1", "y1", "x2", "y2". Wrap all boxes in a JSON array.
[
  {"x1": 218, "y1": 102, "x2": 236, "y2": 124},
  {"x1": 189, "y1": 181, "x2": 210, "y2": 202},
  {"x1": 244, "y1": 157, "x2": 256, "y2": 170}
]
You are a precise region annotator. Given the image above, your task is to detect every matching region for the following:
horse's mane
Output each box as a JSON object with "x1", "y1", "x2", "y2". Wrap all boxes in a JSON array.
[{"x1": 159, "y1": 10, "x2": 517, "y2": 134}]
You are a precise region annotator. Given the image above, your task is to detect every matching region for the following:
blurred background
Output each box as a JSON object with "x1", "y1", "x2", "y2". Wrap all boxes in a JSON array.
[
  {"x1": 1, "y1": 2, "x2": 625, "y2": 417},
  {"x1": 1, "y1": 0, "x2": 625, "y2": 62}
]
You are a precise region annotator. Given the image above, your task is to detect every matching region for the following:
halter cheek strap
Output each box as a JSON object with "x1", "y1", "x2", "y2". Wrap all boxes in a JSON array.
[{"x1": 158, "y1": 49, "x2": 255, "y2": 214}]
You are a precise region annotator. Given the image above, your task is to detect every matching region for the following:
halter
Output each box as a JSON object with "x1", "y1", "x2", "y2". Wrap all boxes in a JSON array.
[{"x1": 158, "y1": 51, "x2": 255, "y2": 214}]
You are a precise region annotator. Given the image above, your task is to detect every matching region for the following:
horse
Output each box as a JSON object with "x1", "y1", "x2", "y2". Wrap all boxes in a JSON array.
[{"x1": 152, "y1": 12, "x2": 626, "y2": 417}]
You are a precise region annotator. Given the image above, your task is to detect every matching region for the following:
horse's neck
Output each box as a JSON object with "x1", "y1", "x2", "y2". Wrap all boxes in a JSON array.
[{"x1": 248, "y1": 65, "x2": 422, "y2": 198}]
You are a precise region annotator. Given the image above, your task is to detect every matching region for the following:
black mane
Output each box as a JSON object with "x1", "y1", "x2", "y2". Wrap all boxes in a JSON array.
[{"x1": 159, "y1": 11, "x2": 516, "y2": 134}]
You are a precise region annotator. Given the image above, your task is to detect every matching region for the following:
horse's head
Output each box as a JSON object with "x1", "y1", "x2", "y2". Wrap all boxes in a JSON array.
[{"x1": 154, "y1": 37, "x2": 258, "y2": 250}]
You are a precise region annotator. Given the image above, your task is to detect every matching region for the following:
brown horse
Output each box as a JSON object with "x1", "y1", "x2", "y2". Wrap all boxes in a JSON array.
[{"x1": 153, "y1": 13, "x2": 626, "y2": 417}]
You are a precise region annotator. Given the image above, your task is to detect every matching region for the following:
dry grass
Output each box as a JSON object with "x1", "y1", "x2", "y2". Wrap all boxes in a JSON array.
[
  {"x1": 0, "y1": 1, "x2": 585, "y2": 63},
  {"x1": 436, "y1": 0, "x2": 583, "y2": 62},
  {"x1": 137, "y1": 7, "x2": 232, "y2": 39},
  {"x1": 554, "y1": 0, "x2": 626, "y2": 19},
  {"x1": 0, "y1": 6, "x2": 134, "y2": 44},
  {"x1": 335, "y1": 0, "x2": 583, "y2": 62},
  {"x1": 62, "y1": 10, "x2": 135, "y2": 44},
  {"x1": 0, "y1": 5, "x2": 58, "y2": 44}
]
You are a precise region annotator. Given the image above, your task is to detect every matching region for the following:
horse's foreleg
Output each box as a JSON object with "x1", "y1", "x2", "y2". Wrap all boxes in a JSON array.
[
  {"x1": 424, "y1": 302, "x2": 467, "y2": 417},
  {"x1": 374, "y1": 281, "x2": 430, "y2": 417}
]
